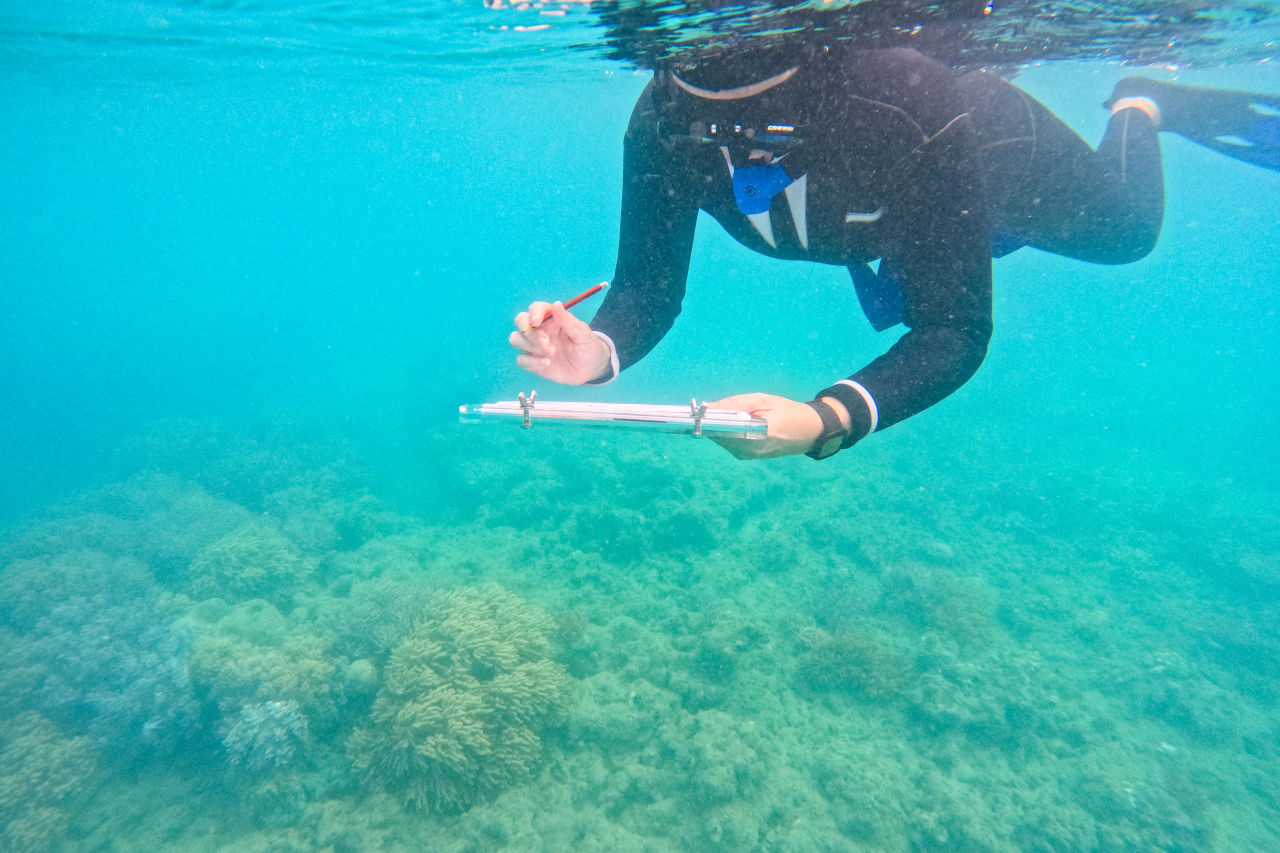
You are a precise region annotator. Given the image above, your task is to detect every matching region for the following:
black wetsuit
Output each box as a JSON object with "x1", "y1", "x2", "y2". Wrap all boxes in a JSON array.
[{"x1": 589, "y1": 48, "x2": 1164, "y2": 446}]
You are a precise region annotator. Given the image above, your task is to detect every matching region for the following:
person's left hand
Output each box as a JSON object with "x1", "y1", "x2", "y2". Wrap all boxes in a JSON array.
[{"x1": 705, "y1": 393, "x2": 825, "y2": 459}]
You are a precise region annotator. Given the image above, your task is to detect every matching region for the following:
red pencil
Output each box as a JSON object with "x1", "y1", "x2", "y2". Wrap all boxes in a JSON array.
[{"x1": 534, "y1": 282, "x2": 608, "y2": 325}]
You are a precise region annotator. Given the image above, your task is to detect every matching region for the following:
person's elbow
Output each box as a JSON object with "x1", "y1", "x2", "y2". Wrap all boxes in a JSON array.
[
  {"x1": 959, "y1": 320, "x2": 992, "y2": 375},
  {"x1": 924, "y1": 321, "x2": 992, "y2": 388}
]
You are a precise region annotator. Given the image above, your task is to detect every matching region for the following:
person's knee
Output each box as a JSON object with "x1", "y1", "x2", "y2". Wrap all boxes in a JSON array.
[
  {"x1": 1079, "y1": 207, "x2": 1162, "y2": 264},
  {"x1": 1091, "y1": 224, "x2": 1160, "y2": 264},
  {"x1": 1091, "y1": 239, "x2": 1156, "y2": 265}
]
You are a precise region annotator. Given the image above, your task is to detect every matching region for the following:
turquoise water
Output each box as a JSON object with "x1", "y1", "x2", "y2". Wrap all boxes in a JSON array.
[{"x1": 3, "y1": 3, "x2": 1280, "y2": 850}]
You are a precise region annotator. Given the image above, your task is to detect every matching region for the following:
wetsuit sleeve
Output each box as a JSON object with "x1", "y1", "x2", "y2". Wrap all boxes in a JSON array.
[
  {"x1": 822, "y1": 53, "x2": 993, "y2": 442},
  {"x1": 589, "y1": 82, "x2": 701, "y2": 371}
]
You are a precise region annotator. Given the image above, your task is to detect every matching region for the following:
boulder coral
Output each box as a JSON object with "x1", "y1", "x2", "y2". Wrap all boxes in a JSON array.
[{"x1": 346, "y1": 584, "x2": 568, "y2": 814}]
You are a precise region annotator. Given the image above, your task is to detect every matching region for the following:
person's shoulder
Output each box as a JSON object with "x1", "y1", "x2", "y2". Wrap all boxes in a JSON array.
[
  {"x1": 623, "y1": 77, "x2": 661, "y2": 139},
  {"x1": 829, "y1": 46, "x2": 956, "y2": 90},
  {"x1": 822, "y1": 47, "x2": 965, "y2": 130},
  {"x1": 880, "y1": 47, "x2": 949, "y2": 70}
]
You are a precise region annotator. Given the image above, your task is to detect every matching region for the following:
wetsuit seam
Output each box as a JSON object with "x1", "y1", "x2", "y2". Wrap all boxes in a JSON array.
[
  {"x1": 976, "y1": 136, "x2": 1036, "y2": 153},
  {"x1": 1020, "y1": 88, "x2": 1038, "y2": 167},
  {"x1": 1119, "y1": 109, "x2": 1131, "y2": 184},
  {"x1": 842, "y1": 93, "x2": 930, "y2": 141},
  {"x1": 992, "y1": 88, "x2": 1039, "y2": 224},
  {"x1": 922, "y1": 112, "x2": 971, "y2": 145}
]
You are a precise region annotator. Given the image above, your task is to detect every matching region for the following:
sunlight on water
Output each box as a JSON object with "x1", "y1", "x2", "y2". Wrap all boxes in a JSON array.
[{"x1": 3, "y1": 0, "x2": 1280, "y2": 80}]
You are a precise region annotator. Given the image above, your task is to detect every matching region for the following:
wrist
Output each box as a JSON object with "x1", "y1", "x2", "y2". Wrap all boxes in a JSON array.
[
  {"x1": 583, "y1": 332, "x2": 619, "y2": 385},
  {"x1": 804, "y1": 399, "x2": 850, "y2": 460},
  {"x1": 816, "y1": 381, "x2": 876, "y2": 447},
  {"x1": 819, "y1": 396, "x2": 852, "y2": 432}
]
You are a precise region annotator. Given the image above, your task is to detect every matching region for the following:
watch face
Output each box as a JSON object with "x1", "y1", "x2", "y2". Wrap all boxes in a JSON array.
[{"x1": 818, "y1": 435, "x2": 843, "y2": 458}]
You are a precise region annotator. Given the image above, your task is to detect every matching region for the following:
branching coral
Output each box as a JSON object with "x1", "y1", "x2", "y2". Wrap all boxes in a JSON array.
[
  {"x1": 183, "y1": 599, "x2": 338, "y2": 767},
  {"x1": 95, "y1": 473, "x2": 257, "y2": 573},
  {"x1": 0, "y1": 712, "x2": 98, "y2": 853},
  {"x1": 188, "y1": 520, "x2": 315, "y2": 605},
  {"x1": 346, "y1": 584, "x2": 568, "y2": 813},
  {"x1": 190, "y1": 628, "x2": 334, "y2": 711},
  {"x1": 1, "y1": 547, "x2": 200, "y2": 764},
  {"x1": 323, "y1": 576, "x2": 435, "y2": 660},
  {"x1": 8, "y1": 553, "x2": 201, "y2": 761},
  {"x1": 794, "y1": 625, "x2": 912, "y2": 699},
  {"x1": 0, "y1": 474, "x2": 255, "y2": 579},
  {"x1": 220, "y1": 700, "x2": 312, "y2": 773},
  {"x1": 0, "y1": 549, "x2": 152, "y2": 633},
  {"x1": 263, "y1": 483, "x2": 402, "y2": 556}
]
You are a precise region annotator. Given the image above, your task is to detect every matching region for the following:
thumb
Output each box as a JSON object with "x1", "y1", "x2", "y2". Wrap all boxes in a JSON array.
[{"x1": 549, "y1": 301, "x2": 597, "y2": 343}]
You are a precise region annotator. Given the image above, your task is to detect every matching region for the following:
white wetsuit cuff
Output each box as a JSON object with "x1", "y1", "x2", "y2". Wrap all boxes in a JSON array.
[
  {"x1": 584, "y1": 332, "x2": 620, "y2": 386},
  {"x1": 1110, "y1": 96, "x2": 1161, "y2": 128},
  {"x1": 836, "y1": 379, "x2": 879, "y2": 433}
]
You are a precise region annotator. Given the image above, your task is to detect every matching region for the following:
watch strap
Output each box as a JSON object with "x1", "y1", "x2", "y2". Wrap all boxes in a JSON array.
[
  {"x1": 815, "y1": 383, "x2": 875, "y2": 448},
  {"x1": 804, "y1": 399, "x2": 848, "y2": 460}
]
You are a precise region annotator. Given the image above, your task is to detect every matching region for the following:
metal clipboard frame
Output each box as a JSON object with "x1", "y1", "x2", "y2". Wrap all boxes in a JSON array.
[{"x1": 459, "y1": 392, "x2": 767, "y2": 440}]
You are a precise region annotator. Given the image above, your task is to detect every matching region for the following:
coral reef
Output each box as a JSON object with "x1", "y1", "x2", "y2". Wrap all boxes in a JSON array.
[
  {"x1": 31, "y1": 596, "x2": 201, "y2": 759},
  {"x1": 0, "y1": 630, "x2": 42, "y2": 721},
  {"x1": 347, "y1": 584, "x2": 568, "y2": 813},
  {"x1": 183, "y1": 598, "x2": 339, "y2": 764},
  {"x1": 794, "y1": 624, "x2": 913, "y2": 699},
  {"x1": 91, "y1": 473, "x2": 258, "y2": 573},
  {"x1": 0, "y1": 474, "x2": 254, "y2": 578},
  {"x1": 674, "y1": 709, "x2": 768, "y2": 805},
  {"x1": 0, "y1": 712, "x2": 98, "y2": 853},
  {"x1": 0, "y1": 548, "x2": 153, "y2": 632},
  {"x1": 2, "y1": 417, "x2": 1279, "y2": 850},
  {"x1": 0, "y1": 548, "x2": 201, "y2": 760},
  {"x1": 263, "y1": 482, "x2": 402, "y2": 556},
  {"x1": 321, "y1": 575, "x2": 435, "y2": 660},
  {"x1": 569, "y1": 670, "x2": 680, "y2": 752},
  {"x1": 188, "y1": 521, "x2": 315, "y2": 606},
  {"x1": 220, "y1": 700, "x2": 313, "y2": 774},
  {"x1": 880, "y1": 562, "x2": 998, "y2": 652}
]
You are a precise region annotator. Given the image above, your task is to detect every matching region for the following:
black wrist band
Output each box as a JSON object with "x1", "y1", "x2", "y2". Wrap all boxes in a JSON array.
[
  {"x1": 804, "y1": 399, "x2": 849, "y2": 460},
  {"x1": 815, "y1": 384, "x2": 874, "y2": 448}
]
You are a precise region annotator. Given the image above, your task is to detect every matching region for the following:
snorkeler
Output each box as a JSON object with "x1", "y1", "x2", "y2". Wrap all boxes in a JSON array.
[{"x1": 508, "y1": 46, "x2": 1280, "y2": 460}]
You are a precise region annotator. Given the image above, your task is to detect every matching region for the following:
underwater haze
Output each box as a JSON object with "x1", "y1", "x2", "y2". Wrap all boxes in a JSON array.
[{"x1": 2, "y1": 2, "x2": 1280, "y2": 850}]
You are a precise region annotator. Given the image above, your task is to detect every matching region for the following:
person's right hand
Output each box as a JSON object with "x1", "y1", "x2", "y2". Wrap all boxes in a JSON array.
[{"x1": 509, "y1": 300, "x2": 612, "y2": 385}]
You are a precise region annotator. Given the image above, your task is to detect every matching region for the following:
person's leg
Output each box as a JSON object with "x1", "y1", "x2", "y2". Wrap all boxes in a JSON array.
[{"x1": 957, "y1": 69, "x2": 1164, "y2": 265}]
